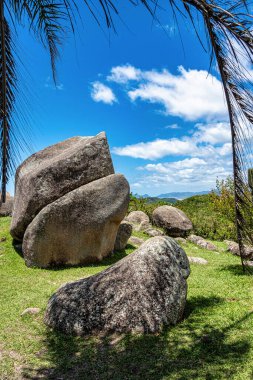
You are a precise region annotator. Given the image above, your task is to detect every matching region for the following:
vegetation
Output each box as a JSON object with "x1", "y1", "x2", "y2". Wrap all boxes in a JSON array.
[
  {"x1": 128, "y1": 194, "x2": 172, "y2": 220},
  {"x1": 1, "y1": 217, "x2": 253, "y2": 379},
  {"x1": 176, "y1": 177, "x2": 253, "y2": 242},
  {"x1": 176, "y1": 194, "x2": 237, "y2": 241}
]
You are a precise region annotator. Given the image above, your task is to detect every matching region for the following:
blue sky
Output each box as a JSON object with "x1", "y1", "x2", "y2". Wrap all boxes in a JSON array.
[{"x1": 8, "y1": 2, "x2": 243, "y2": 196}]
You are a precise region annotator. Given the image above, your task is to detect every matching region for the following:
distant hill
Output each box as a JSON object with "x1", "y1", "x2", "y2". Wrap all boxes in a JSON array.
[
  {"x1": 157, "y1": 191, "x2": 211, "y2": 200},
  {"x1": 144, "y1": 196, "x2": 178, "y2": 204}
]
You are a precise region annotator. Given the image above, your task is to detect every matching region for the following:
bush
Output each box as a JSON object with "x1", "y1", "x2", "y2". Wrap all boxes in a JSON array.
[
  {"x1": 128, "y1": 194, "x2": 170, "y2": 220},
  {"x1": 176, "y1": 194, "x2": 237, "y2": 241}
]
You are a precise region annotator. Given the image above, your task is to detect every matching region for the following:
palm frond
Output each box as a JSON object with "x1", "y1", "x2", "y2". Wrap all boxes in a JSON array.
[
  {"x1": 11, "y1": 0, "x2": 67, "y2": 83},
  {"x1": 0, "y1": 3, "x2": 18, "y2": 203},
  {"x1": 182, "y1": 1, "x2": 253, "y2": 270}
]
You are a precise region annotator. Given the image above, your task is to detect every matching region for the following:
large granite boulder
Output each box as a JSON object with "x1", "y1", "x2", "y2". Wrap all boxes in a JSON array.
[
  {"x1": 23, "y1": 174, "x2": 129, "y2": 268},
  {"x1": 11, "y1": 132, "x2": 114, "y2": 241},
  {"x1": 45, "y1": 236, "x2": 190, "y2": 335},
  {"x1": 152, "y1": 206, "x2": 192, "y2": 237},
  {"x1": 114, "y1": 221, "x2": 133, "y2": 251}
]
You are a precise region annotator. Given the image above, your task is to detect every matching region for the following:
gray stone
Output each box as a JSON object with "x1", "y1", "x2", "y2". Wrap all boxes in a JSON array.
[
  {"x1": 125, "y1": 211, "x2": 149, "y2": 225},
  {"x1": 11, "y1": 132, "x2": 114, "y2": 241},
  {"x1": 152, "y1": 206, "x2": 192, "y2": 237},
  {"x1": 44, "y1": 236, "x2": 190, "y2": 335},
  {"x1": 187, "y1": 234, "x2": 203, "y2": 244},
  {"x1": 23, "y1": 174, "x2": 129, "y2": 268},
  {"x1": 138, "y1": 220, "x2": 151, "y2": 232},
  {"x1": 128, "y1": 236, "x2": 145, "y2": 247},
  {"x1": 0, "y1": 194, "x2": 14, "y2": 217},
  {"x1": 224, "y1": 240, "x2": 253, "y2": 259},
  {"x1": 175, "y1": 237, "x2": 187, "y2": 244},
  {"x1": 114, "y1": 221, "x2": 133, "y2": 251},
  {"x1": 187, "y1": 235, "x2": 217, "y2": 251},
  {"x1": 144, "y1": 228, "x2": 164, "y2": 237},
  {"x1": 188, "y1": 256, "x2": 208, "y2": 265}
]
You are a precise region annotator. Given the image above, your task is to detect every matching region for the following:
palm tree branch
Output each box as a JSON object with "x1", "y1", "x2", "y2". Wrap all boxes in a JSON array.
[{"x1": 0, "y1": 2, "x2": 17, "y2": 203}]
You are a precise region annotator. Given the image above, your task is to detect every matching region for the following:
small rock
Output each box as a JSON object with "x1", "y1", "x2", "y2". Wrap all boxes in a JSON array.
[
  {"x1": 125, "y1": 211, "x2": 149, "y2": 225},
  {"x1": 187, "y1": 235, "x2": 217, "y2": 251},
  {"x1": 114, "y1": 221, "x2": 133, "y2": 251},
  {"x1": 187, "y1": 234, "x2": 203, "y2": 244},
  {"x1": 175, "y1": 237, "x2": 187, "y2": 244},
  {"x1": 21, "y1": 307, "x2": 41, "y2": 316},
  {"x1": 145, "y1": 228, "x2": 164, "y2": 237},
  {"x1": 0, "y1": 197, "x2": 14, "y2": 217},
  {"x1": 128, "y1": 236, "x2": 145, "y2": 247},
  {"x1": 224, "y1": 240, "x2": 253, "y2": 259},
  {"x1": 188, "y1": 256, "x2": 208, "y2": 265},
  {"x1": 138, "y1": 221, "x2": 151, "y2": 232}
]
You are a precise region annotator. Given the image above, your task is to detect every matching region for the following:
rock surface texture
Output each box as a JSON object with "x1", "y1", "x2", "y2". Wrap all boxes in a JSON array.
[
  {"x1": 45, "y1": 236, "x2": 190, "y2": 335},
  {"x1": 23, "y1": 175, "x2": 129, "y2": 268},
  {"x1": 114, "y1": 221, "x2": 133, "y2": 251},
  {"x1": 152, "y1": 206, "x2": 193, "y2": 237},
  {"x1": 11, "y1": 133, "x2": 130, "y2": 268},
  {"x1": 11, "y1": 132, "x2": 114, "y2": 241}
]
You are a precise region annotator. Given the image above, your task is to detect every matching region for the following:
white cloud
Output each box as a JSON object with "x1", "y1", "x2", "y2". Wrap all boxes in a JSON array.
[
  {"x1": 113, "y1": 121, "x2": 234, "y2": 192},
  {"x1": 141, "y1": 158, "x2": 207, "y2": 173},
  {"x1": 113, "y1": 138, "x2": 197, "y2": 160},
  {"x1": 91, "y1": 82, "x2": 117, "y2": 104},
  {"x1": 194, "y1": 122, "x2": 231, "y2": 144},
  {"x1": 135, "y1": 153, "x2": 232, "y2": 193},
  {"x1": 128, "y1": 66, "x2": 227, "y2": 121},
  {"x1": 113, "y1": 122, "x2": 231, "y2": 160},
  {"x1": 103, "y1": 64, "x2": 228, "y2": 121},
  {"x1": 107, "y1": 65, "x2": 141, "y2": 84},
  {"x1": 165, "y1": 123, "x2": 181, "y2": 130}
]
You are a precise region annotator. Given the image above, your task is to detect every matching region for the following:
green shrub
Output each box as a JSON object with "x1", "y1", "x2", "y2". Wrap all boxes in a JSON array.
[
  {"x1": 175, "y1": 194, "x2": 237, "y2": 241},
  {"x1": 128, "y1": 194, "x2": 170, "y2": 220}
]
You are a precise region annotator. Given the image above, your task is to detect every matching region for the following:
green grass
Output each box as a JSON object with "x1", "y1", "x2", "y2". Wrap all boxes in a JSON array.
[{"x1": 1, "y1": 217, "x2": 253, "y2": 379}]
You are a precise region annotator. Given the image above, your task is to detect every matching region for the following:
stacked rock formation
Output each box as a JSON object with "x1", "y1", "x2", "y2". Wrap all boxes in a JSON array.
[{"x1": 10, "y1": 132, "x2": 130, "y2": 268}]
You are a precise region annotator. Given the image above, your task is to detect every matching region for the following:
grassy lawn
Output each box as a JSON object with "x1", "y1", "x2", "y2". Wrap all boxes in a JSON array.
[{"x1": 1, "y1": 217, "x2": 253, "y2": 379}]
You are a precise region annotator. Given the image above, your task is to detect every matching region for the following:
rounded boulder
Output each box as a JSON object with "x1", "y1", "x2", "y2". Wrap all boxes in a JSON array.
[
  {"x1": 45, "y1": 236, "x2": 190, "y2": 335},
  {"x1": 152, "y1": 206, "x2": 192, "y2": 237}
]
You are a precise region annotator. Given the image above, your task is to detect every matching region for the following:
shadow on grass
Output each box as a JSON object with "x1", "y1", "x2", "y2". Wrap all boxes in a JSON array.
[
  {"x1": 12, "y1": 239, "x2": 23, "y2": 257},
  {"x1": 220, "y1": 264, "x2": 253, "y2": 276},
  {"x1": 22, "y1": 296, "x2": 252, "y2": 380}
]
